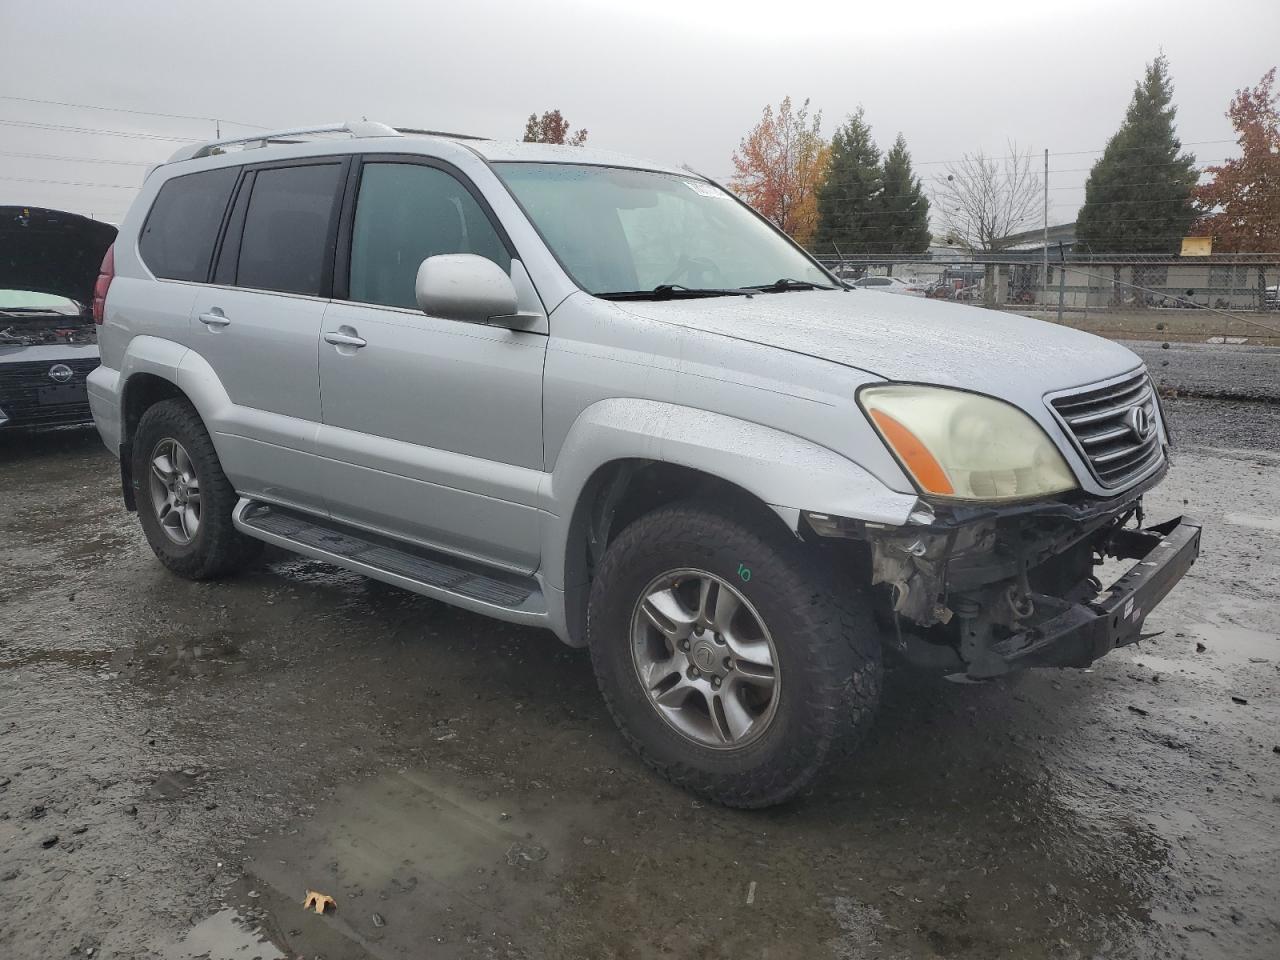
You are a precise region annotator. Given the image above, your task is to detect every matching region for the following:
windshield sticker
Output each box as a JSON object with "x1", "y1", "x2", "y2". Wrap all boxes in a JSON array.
[{"x1": 682, "y1": 179, "x2": 727, "y2": 198}]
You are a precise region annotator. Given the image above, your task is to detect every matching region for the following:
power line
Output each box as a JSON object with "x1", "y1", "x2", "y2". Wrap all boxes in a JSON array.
[
  {"x1": 0, "y1": 150, "x2": 152, "y2": 167},
  {"x1": 0, "y1": 175, "x2": 140, "y2": 190},
  {"x1": 0, "y1": 118, "x2": 193, "y2": 142},
  {"x1": 0, "y1": 94, "x2": 269, "y2": 131},
  {"x1": 716, "y1": 142, "x2": 1239, "y2": 183},
  {"x1": 907, "y1": 139, "x2": 1236, "y2": 168}
]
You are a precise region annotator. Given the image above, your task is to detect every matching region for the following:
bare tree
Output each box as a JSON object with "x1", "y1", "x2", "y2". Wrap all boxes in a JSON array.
[
  {"x1": 934, "y1": 143, "x2": 1041, "y2": 305},
  {"x1": 934, "y1": 143, "x2": 1041, "y2": 252}
]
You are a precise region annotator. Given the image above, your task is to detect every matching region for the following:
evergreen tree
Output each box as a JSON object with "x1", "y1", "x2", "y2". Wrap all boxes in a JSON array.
[
  {"x1": 1075, "y1": 56, "x2": 1197, "y2": 253},
  {"x1": 814, "y1": 109, "x2": 881, "y2": 255},
  {"x1": 869, "y1": 133, "x2": 931, "y2": 254}
]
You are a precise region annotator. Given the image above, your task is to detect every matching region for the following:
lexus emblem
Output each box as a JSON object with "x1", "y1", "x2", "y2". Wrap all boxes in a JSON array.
[
  {"x1": 48, "y1": 364, "x2": 73, "y2": 383},
  {"x1": 1126, "y1": 405, "x2": 1153, "y2": 441}
]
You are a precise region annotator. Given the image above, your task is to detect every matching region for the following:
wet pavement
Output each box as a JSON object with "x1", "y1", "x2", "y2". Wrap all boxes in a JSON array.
[
  {"x1": 1128, "y1": 341, "x2": 1280, "y2": 403},
  {"x1": 2, "y1": 402, "x2": 1278, "y2": 960}
]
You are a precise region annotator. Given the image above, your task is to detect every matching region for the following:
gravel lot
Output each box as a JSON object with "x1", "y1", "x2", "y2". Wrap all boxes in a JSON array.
[
  {"x1": 2, "y1": 349, "x2": 1278, "y2": 960},
  {"x1": 1129, "y1": 341, "x2": 1280, "y2": 402}
]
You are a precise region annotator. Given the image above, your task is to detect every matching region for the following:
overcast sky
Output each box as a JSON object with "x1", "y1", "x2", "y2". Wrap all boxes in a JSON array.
[{"x1": 1, "y1": 0, "x2": 1276, "y2": 227}]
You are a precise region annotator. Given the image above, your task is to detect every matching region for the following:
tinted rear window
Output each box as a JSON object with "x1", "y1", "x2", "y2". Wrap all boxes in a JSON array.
[
  {"x1": 236, "y1": 163, "x2": 343, "y2": 296},
  {"x1": 139, "y1": 167, "x2": 238, "y2": 282}
]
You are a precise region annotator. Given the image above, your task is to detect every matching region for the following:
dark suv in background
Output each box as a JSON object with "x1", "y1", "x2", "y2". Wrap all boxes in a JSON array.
[{"x1": 0, "y1": 206, "x2": 116, "y2": 429}]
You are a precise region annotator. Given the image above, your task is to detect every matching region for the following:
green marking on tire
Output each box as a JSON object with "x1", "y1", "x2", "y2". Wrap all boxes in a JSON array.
[{"x1": 737, "y1": 563, "x2": 752, "y2": 582}]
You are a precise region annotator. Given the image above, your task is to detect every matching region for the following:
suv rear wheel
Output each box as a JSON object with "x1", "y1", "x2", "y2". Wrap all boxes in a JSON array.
[
  {"x1": 132, "y1": 398, "x2": 262, "y2": 579},
  {"x1": 588, "y1": 500, "x2": 882, "y2": 808}
]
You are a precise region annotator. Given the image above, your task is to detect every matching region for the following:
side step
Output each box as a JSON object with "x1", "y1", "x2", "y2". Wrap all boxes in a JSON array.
[{"x1": 233, "y1": 500, "x2": 546, "y2": 625}]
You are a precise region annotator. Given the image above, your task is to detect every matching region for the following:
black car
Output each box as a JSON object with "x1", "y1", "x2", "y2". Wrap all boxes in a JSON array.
[{"x1": 0, "y1": 207, "x2": 116, "y2": 429}]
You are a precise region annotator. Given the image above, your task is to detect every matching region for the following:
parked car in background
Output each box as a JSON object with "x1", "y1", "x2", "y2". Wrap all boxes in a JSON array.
[
  {"x1": 89, "y1": 122, "x2": 1198, "y2": 807},
  {"x1": 1265, "y1": 284, "x2": 1277, "y2": 310},
  {"x1": 0, "y1": 207, "x2": 116, "y2": 429},
  {"x1": 851, "y1": 275, "x2": 926, "y2": 296}
]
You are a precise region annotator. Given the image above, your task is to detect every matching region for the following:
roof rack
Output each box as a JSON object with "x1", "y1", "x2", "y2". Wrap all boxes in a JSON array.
[
  {"x1": 394, "y1": 127, "x2": 488, "y2": 141},
  {"x1": 166, "y1": 120, "x2": 401, "y2": 164}
]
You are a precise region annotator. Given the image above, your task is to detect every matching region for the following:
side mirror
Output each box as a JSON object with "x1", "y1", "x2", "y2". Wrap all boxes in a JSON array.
[{"x1": 415, "y1": 254, "x2": 519, "y2": 324}]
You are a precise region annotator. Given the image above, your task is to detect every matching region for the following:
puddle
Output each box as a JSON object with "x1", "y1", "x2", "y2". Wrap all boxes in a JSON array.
[
  {"x1": 1223, "y1": 511, "x2": 1280, "y2": 534},
  {"x1": 154, "y1": 908, "x2": 284, "y2": 960},
  {"x1": 1128, "y1": 621, "x2": 1277, "y2": 676},
  {"x1": 145, "y1": 768, "x2": 204, "y2": 801},
  {"x1": 116, "y1": 628, "x2": 251, "y2": 681},
  {"x1": 239, "y1": 767, "x2": 587, "y2": 957},
  {"x1": 0, "y1": 648, "x2": 111, "y2": 671}
]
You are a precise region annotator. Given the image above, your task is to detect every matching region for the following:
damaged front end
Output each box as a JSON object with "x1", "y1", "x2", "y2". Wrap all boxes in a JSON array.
[{"x1": 825, "y1": 469, "x2": 1201, "y2": 679}]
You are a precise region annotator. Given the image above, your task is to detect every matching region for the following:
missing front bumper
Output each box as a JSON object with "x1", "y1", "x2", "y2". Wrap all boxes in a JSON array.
[{"x1": 969, "y1": 516, "x2": 1201, "y2": 678}]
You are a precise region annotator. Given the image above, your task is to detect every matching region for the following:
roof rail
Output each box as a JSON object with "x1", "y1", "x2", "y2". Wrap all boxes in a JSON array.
[
  {"x1": 394, "y1": 127, "x2": 488, "y2": 141},
  {"x1": 166, "y1": 120, "x2": 401, "y2": 164}
]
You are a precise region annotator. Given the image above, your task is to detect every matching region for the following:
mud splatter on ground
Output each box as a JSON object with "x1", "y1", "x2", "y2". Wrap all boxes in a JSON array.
[{"x1": 1, "y1": 403, "x2": 1278, "y2": 959}]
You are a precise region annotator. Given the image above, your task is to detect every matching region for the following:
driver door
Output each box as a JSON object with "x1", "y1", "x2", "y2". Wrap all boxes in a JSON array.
[{"x1": 316, "y1": 157, "x2": 547, "y2": 572}]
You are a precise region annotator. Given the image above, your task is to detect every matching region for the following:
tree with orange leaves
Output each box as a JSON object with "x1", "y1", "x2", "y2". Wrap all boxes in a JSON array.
[
  {"x1": 730, "y1": 97, "x2": 827, "y2": 248},
  {"x1": 523, "y1": 109, "x2": 588, "y2": 146},
  {"x1": 1194, "y1": 68, "x2": 1280, "y2": 253}
]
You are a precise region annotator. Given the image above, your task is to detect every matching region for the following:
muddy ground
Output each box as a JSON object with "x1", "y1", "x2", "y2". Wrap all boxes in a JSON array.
[{"x1": 2, "y1": 399, "x2": 1279, "y2": 960}]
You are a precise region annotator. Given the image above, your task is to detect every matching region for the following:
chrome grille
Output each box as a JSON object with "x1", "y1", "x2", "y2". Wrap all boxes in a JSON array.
[
  {"x1": 0, "y1": 357, "x2": 98, "y2": 427},
  {"x1": 1050, "y1": 371, "x2": 1164, "y2": 488}
]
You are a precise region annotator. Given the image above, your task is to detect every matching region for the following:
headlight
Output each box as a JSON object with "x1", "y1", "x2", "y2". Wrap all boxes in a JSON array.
[{"x1": 859, "y1": 385, "x2": 1076, "y2": 501}]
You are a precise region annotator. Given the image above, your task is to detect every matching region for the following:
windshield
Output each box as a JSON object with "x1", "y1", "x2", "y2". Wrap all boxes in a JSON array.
[
  {"x1": 0, "y1": 290, "x2": 81, "y2": 314},
  {"x1": 493, "y1": 163, "x2": 831, "y2": 296}
]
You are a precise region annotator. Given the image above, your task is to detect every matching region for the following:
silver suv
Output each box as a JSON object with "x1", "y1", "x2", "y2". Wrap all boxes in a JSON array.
[{"x1": 88, "y1": 122, "x2": 1200, "y2": 807}]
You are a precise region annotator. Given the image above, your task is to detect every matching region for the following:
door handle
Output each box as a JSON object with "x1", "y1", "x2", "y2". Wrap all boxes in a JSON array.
[
  {"x1": 198, "y1": 311, "x2": 230, "y2": 327},
  {"x1": 324, "y1": 331, "x2": 367, "y2": 348}
]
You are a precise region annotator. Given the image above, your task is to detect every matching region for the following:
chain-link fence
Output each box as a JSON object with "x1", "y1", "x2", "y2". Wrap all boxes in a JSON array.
[{"x1": 814, "y1": 252, "x2": 1280, "y2": 344}]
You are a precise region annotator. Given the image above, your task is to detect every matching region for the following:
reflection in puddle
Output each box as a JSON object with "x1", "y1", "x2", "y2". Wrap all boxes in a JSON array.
[
  {"x1": 118, "y1": 629, "x2": 249, "y2": 681},
  {"x1": 155, "y1": 908, "x2": 283, "y2": 960}
]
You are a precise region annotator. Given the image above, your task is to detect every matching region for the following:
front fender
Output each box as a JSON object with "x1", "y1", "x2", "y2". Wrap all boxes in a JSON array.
[{"x1": 542, "y1": 397, "x2": 918, "y2": 591}]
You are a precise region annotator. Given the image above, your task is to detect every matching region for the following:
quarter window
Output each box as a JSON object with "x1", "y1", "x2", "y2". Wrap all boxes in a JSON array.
[
  {"x1": 236, "y1": 163, "x2": 343, "y2": 296},
  {"x1": 139, "y1": 167, "x2": 238, "y2": 282},
  {"x1": 348, "y1": 162, "x2": 510, "y2": 310}
]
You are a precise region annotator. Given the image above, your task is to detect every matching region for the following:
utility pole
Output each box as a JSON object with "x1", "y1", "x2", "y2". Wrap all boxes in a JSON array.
[{"x1": 1042, "y1": 148, "x2": 1049, "y2": 306}]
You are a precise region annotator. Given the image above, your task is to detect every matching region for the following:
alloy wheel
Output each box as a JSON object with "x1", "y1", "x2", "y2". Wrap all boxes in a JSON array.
[
  {"x1": 630, "y1": 569, "x2": 780, "y2": 749},
  {"x1": 148, "y1": 437, "x2": 202, "y2": 545}
]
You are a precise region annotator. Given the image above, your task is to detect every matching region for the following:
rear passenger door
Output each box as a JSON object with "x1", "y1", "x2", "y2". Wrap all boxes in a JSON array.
[
  {"x1": 316, "y1": 156, "x2": 547, "y2": 572},
  {"x1": 190, "y1": 157, "x2": 349, "y2": 514}
]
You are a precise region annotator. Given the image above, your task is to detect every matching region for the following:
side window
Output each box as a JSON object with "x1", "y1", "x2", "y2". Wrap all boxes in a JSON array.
[
  {"x1": 139, "y1": 167, "x2": 238, "y2": 282},
  {"x1": 348, "y1": 162, "x2": 511, "y2": 310},
  {"x1": 236, "y1": 163, "x2": 343, "y2": 296}
]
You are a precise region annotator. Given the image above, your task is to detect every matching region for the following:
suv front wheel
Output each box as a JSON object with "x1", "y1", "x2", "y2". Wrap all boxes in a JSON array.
[
  {"x1": 132, "y1": 398, "x2": 262, "y2": 579},
  {"x1": 588, "y1": 500, "x2": 882, "y2": 808}
]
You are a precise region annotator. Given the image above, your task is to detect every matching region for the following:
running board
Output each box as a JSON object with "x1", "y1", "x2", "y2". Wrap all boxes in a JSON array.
[{"x1": 233, "y1": 499, "x2": 546, "y2": 624}]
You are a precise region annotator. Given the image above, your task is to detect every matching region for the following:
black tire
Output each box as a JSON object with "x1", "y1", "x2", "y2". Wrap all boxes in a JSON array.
[
  {"x1": 587, "y1": 499, "x2": 882, "y2": 808},
  {"x1": 131, "y1": 398, "x2": 262, "y2": 579}
]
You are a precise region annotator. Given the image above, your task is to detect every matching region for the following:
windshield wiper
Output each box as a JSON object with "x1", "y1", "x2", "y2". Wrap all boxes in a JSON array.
[
  {"x1": 743, "y1": 278, "x2": 836, "y2": 293},
  {"x1": 597, "y1": 284, "x2": 756, "y2": 301},
  {"x1": 601, "y1": 285, "x2": 757, "y2": 300}
]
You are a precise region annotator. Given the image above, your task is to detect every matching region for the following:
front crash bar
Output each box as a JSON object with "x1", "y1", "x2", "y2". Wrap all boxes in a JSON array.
[{"x1": 975, "y1": 516, "x2": 1202, "y2": 678}]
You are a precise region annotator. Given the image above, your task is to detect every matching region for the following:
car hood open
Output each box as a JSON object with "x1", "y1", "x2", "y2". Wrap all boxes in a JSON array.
[
  {"x1": 613, "y1": 288, "x2": 1142, "y2": 395},
  {"x1": 0, "y1": 206, "x2": 117, "y2": 309}
]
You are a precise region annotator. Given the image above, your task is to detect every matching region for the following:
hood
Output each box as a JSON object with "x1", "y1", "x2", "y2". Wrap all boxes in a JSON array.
[
  {"x1": 614, "y1": 288, "x2": 1141, "y2": 395},
  {"x1": 0, "y1": 207, "x2": 118, "y2": 309}
]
